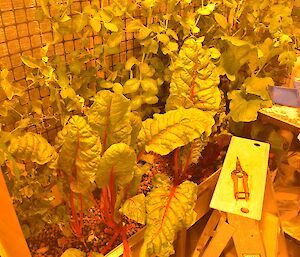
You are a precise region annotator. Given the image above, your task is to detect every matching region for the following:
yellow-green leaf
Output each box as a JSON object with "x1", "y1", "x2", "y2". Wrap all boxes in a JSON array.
[
  {"x1": 137, "y1": 27, "x2": 152, "y2": 40},
  {"x1": 87, "y1": 91, "x2": 132, "y2": 149},
  {"x1": 125, "y1": 57, "x2": 140, "y2": 71},
  {"x1": 107, "y1": 32, "x2": 124, "y2": 48},
  {"x1": 123, "y1": 78, "x2": 140, "y2": 94},
  {"x1": 9, "y1": 132, "x2": 58, "y2": 166},
  {"x1": 228, "y1": 90, "x2": 272, "y2": 122},
  {"x1": 90, "y1": 17, "x2": 101, "y2": 32},
  {"x1": 56, "y1": 116, "x2": 102, "y2": 193},
  {"x1": 197, "y1": 3, "x2": 216, "y2": 15},
  {"x1": 21, "y1": 55, "x2": 41, "y2": 69},
  {"x1": 119, "y1": 193, "x2": 145, "y2": 224},
  {"x1": 96, "y1": 143, "x2": 136, "y2": 188},
  {"x1": 138, "y1": 108, "x2": 215, "y2": 155},
  {"x1": 214, "y1": 13, "x2": 227, "y2": 29},
  {"x1": 244, "y1": 76, "x2": 274, "y2": 100},
  {"x1": 104, "y1": 22, "x2": 118, "y2": 32},
  {"x1": 140, "y1": 175, "x2": 197, "y2": 257},
  {"x1": 157, "y1": 33, "x2": 170, "y2": 45}
]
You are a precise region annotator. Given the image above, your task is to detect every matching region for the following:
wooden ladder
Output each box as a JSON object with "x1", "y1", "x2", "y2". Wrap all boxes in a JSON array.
[{"x1": 192, "y1": 136, "x2": 289, "y2": 257}]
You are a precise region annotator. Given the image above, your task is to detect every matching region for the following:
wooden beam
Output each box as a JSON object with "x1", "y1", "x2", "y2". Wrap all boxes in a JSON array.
[
  {"x1": 201, "y1": 217, "x2": 235, "y2": 257},
  {"x1": 191, "y1": 210, "x2": 221, "y2": 257},
  {"x1": 0, "y1": 171, "x2": 32, "y2": 257}
]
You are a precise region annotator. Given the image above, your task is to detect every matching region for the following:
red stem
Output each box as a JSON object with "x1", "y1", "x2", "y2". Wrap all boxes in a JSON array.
[
  {"x1": 121, "y1": 227, "x2": 131, "y2": 257},
  {"x1": 183, "y1": 143, "x2": 194, "y2": 177},
  {"x1": 79, "y1": 194, "x2": 84, "y2": 230},
  {"x1": 174, "y1": 148, "x2": 180, "y2": 183},
  {"x1": 101, "y1": 231, "x2": 120, "y2": 255},
  {"x1": 137, "y1": 149, "x2": 145, "y2": 161},
  {"x1": 109, "y1": 170, "x2": 116, "y2": 212}
]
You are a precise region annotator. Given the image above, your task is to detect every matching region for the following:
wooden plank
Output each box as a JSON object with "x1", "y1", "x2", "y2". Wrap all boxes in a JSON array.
[
  {"x1": 261, "y1": 212, "x2": 280, "y2": 257},
  {"x1": 175, "y1": 229, "x2": 187, "y2": 257},
  {"x1": 228, "y1": 214, "x2": 266, "y2": 257},
  {"x1": 259, "y1": 106, "x2": 300, "y2": 134},
  {"x1": 0, "y1": 172, "x2": 32, "y2": 257},
  {"x1": 210, "y1": 136, "x2": 270, "y2": 220},
  {"x1": 201, "y1": 217, "x2": 235, "y2": 257},
  {"x1": 191, "y1": 210, "x2": 221, "y2": 257}
]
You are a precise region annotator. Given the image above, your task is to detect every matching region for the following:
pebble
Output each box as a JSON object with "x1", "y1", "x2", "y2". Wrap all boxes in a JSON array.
[{"x1": 36, "y1": 246, "x2": 49, "y2": 254}]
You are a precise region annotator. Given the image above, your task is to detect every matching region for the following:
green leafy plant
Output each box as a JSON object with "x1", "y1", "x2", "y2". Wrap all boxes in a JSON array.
[{"x1": 0, "y1": 0, "x2": 299, "y2": 257}]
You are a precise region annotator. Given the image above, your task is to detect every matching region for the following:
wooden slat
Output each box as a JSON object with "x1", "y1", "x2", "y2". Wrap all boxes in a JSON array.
[
  {"x1": 228, "y1": 214, "x2": 266, "y2": 257},
  {"x1": 191, "y1": 210, "x2": 221, "y2": 257},
  {"x1": 175, "y1": 229, "x2": 187, "y2": 257},
  {"x1": 201, "y1": 217, "x2": 235, "y2": 257},
  {"x1": 210, "y1": 136, "x2": 270, "y2": 220},
  {"x1": 0, "y1": 172, "x2": 32, "y2": 257}
]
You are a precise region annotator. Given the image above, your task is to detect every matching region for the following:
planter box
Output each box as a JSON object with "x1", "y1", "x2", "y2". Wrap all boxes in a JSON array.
[{"x1": 105, "y1": 169, "x2": 221, "y2": 257}]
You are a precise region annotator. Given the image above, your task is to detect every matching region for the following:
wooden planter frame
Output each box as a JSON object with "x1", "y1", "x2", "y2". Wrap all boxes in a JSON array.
[{"x1": 0, "y1": 169, "x2": 220, "y2": 257}]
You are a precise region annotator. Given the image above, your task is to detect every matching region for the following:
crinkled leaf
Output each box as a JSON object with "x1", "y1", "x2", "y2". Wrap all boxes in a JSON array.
[
  {"x1": 60, "y1": 248, "x2": 86, "y2": 257},
  {"x1": 167, "y1": 37, "x2": 221, "y2": 112},
  {"x1": 140, "y1": 174, "x2": 197, "y2": 257},
  {"x1": 87, "y1": 91, "x2": 132, "y2": 148},
  {"x1": 138, "y1": 107, "x2": 215, "y2": 155},
  {"x1": 56, "y1": 116, "x2": 101, "y2": 193},
  {"x1": 119, "y1": 193, "x2": 145, "y2": 224},
  {"x1": 40, "y1": 0, "x2": 51, "y2": 18},
  {"x1": 96, "y1": 143, "x2": 136, "y2": 188},
  {"x1": 244, "y1": 77, "x2": 273, "y2": 100},
  {"x1": 8, "y1": 132, "x2": 58, "y2": 167},
  {"x1": 228, "y1": 90, "x2": 272, "y2": 122},
  {"x1": 181, "y1": 137, "x2": 208, "y2": 166}
]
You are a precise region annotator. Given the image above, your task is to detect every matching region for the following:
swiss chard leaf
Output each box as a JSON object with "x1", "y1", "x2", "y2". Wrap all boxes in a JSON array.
[
  {"x1": 96, "y1": 143, "x2": 136, "y2": 188},
  {"x1": 87, "y1": 91, "x2": 132, "y2": 150},
  {"x1": 8, "y1": 132, "x2": 58, "y2": 168},
  {"x1": 138, "y1": 107, "x2": 215, "y2": 155},
  {"x1": 119, "y1": 193, "x2": 146, "y2": 224},
  {"x1": 166, "y1": 37, "x2": 221, "y2": 112},
  {"x1": 56, "y1": 116, "x2": 102, "y2": 193},
  {"x1": 140, "y1": 174, "x2": 198, "y2": 257}
]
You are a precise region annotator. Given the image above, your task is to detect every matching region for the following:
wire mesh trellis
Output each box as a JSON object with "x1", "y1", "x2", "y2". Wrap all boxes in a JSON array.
[{"x1": 0, "y1": 0, "x2": 140, "y2": 142}]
